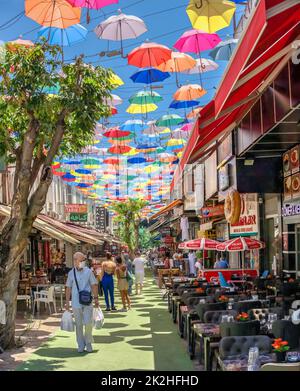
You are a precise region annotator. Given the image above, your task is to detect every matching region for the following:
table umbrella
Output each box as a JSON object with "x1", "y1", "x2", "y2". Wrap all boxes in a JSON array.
[
  {"x1": 169, "y1": 100, "x2": 199, "y2": 109},
  {"x1": 183, "y1": 58, "x2": 218, "y2": 74},
  {"x1": 156, "y1": 114, "x2": 185, "y2": 127},
  {"x1": 186, "y1": 0, "x2": 236, "y2": 33},
  {"x1": 179, "y1": 238, "x2": 220, "y2": 250},
  {"x1": 174, "y1": 84, "x2": 206, "y2": 101},
  {"x1": 126, "y1": 103, "x2": 158, "y2": 114},
  {"x1": 130, "y1": 68, "x2": 170, "y2": 84},
  {"x1": 209, "y1": 38, "x2": 238, "y2": 60},
  {"x1": 129, "y1": 90, "x2": 163, "y2": 105},
  {"x1": 25, "y1": 0, "x2": 81, "y2": 29},
  {"x1": 37, "y1": 24, "x2": 87, "y2": 46},
  {"x1": 128, "y1": 42, "x2": 172, "y2": 68},
  {"x1": 120, "y1": 120, "x2": 145, "y2": 132},
  {"x1": 174, "y1": 29, "x2": 221, "y2": 54},
  {"x1": 94, "y1": 11, "x2": 147, "y2": 56}
]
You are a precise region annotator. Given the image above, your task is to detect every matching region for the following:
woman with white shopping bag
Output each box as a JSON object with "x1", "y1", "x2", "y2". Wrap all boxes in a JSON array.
[{"x1": 64, "y1": 252, "x2": 99, "y2": 353}]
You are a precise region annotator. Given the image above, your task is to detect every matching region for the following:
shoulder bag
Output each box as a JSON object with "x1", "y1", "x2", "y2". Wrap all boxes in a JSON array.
[{"x1": 73, "y1": 268, "x2": 92, "y2": 306}]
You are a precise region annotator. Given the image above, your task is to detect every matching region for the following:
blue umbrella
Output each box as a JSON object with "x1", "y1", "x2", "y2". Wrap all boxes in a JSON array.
[
  {"x1": 127, "y1": 157, "x2": 147, "y2": 164},
  {"x1": 130, "y1": 68, "x2": 170, "y2": 84},
  {"x1": 120, "y1": 120, "x2": 146, "y2": 132},
  {"x1": 75, "y1": 169, "x2": 92, "y2": 175},
  {"x1": 38, "y1": 24, "x2": 88, "y2": 47},
  {"x1": 169, "y1": 100, "x2": 200, "y2": 109},
  {"x1": 209, "y1": 39, "x2": 238, "y2": 61}
]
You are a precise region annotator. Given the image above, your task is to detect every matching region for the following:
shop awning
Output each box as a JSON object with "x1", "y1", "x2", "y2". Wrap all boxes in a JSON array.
[
  {"x1": 0, "y1": 204, "x2": 80, "y2": 245},
  {"x1": 171, "y1": 0, "x2": 300, "y2": 186},
  {"x1": 150, "y1": 199, "x2": 183, "y2": 220}
]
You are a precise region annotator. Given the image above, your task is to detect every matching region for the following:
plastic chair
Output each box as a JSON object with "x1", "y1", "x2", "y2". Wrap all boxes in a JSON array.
[
  {"x1": 33, "y1": 286, "x2": 57, "y2": 315},
  {"x1": 218, "y1": 272, "x2": 237, "y2": 291}
]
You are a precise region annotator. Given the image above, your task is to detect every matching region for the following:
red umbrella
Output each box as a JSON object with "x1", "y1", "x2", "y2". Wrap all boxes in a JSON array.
[
  {"x1": 128, "y1": 42, "x2": 172, "y2": 68},
  {"x1": 180, "y1": 238, "x2": 220, "y2": 250},
  {"x1": 103, "y1": 130, "x2": 131, "y2": 138},
  {"x1": 216, "y1": 237, "x2": 265, "y2": 252},
  {"x1": 110, "y1": 107, "x2": 118, "y2": 115},
  {"x1": 103, "y1": 158, "x2": 120, "y2": 165},
  {"x1": 108, "y1": 145, "x2": 132, "y2": 154}
]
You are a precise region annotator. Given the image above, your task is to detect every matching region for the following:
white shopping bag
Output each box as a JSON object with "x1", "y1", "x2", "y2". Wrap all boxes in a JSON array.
[
  {"x1": 60, "y1": 310, "x2": 74, "y2": 332},
  {"x1": 93, "y1": 307, "x2": 104, "y2": 329}
]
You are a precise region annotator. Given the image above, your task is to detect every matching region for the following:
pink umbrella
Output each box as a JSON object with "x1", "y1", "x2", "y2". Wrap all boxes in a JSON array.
[
  {"x1": 174, "y1": 29, "x2": 221, "y2": 54},
  {"x1": 181, "y1": 123, "x2": 194, "y2": 131},
  {"x1": 66, "y1": 0, "x2": 118, "y2": 9}
]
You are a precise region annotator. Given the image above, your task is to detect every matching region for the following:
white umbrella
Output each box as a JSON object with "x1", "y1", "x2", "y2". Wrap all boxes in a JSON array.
[
  {"x1": 94, "y1": 11, "x2": 147, "y2": 56},
  {"x1": 183, "y1": 58, "x2": 219, "y2": 74},
  {"x1": 105, "y1": 94, "x2": 123, "y2": 106}
]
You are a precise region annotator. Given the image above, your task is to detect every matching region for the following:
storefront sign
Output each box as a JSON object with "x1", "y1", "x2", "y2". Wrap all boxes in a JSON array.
[
  {"x1": 218, "y1": 164, "x2": 230, "y2": 191},
  {"x1": 161, "y1": 227, "x2": 171, "y2": 237},
  {"x1": 70, "y1": 213, "x2": 88, "y2": 222},
  {"x1": 230, "y1": 194, "x2": 258, "y2": 237},
  {"x1": 282, "y1": 203, "x2": 300, "y2": 217},
  {"x1": 95, "y1": 207, "x2": 107, "y2": 232},
  {"x1": 65, "y1": 204, "x2": 88, "y2": 213},
  {"x1": 200, "y1": 222, "x2": 213, "y2": 231},
  {"x1": 163, "y1": 235, "x2": 174, "y2": 244},
  {"x1": 200, "y1": 204, "x2": 224, "y2": 218}
]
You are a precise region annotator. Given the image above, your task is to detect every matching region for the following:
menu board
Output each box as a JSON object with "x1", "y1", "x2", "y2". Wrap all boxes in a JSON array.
[
  {"x1": 290, "y1": 145, "x2": 300, "y2": 174},
  {"x1": 284, "y1": 176, "x2": 292, "y2": 201},
  {"x1": 283, "y1": 151, "x2": 291, "y2": 177},
  {"x1": 291, "y1": 173, "x2": 300, "y2": 199},
  {"x1": 283, "y1": 145, "x2": 300, "y2": 201}
]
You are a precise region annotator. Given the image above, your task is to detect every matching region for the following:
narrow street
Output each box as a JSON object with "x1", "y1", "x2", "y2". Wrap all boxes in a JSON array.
[{"x1": 16, "y1": 275, "x2": 194, "y2": 371}]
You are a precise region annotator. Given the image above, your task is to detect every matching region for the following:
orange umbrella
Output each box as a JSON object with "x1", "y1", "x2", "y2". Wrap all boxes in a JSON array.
[
  {"x1": 173, "y1": 84, "x2": 206, "y2": 101},
  {"x1": 25, "y1": 0, "x2": 81, "y2": 29},
  {"x1": 156, "y1": 52, "x2": 196, "y2": 73},
  {"x1": 7, "y1": 38, "x2": 34, "y2": 51},
  {"x1": 187, "y1": 106, "x2": 203, "y2": 119}
]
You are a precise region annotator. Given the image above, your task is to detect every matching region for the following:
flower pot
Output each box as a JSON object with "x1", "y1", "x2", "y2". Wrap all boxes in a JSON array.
[{"x1": 275, "y1": 351, "x2": 286, "y2": 362}]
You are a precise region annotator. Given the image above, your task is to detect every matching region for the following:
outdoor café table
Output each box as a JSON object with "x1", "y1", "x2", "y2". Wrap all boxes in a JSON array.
[
  {"x1": 53, "y1": 284, "x2": 65, "y2": 311},
  {"x1": 191, "y1": 323, "x2": 221, "y2": 370},
  {"x1": 218, "y1": 353, "x2": 275, "y2": 371}
]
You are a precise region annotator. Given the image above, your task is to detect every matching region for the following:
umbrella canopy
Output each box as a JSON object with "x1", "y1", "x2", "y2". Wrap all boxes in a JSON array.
[
  {"x1": 169, "y1": 100, "x2": 199, "y2": 109},
  {"x1": 181, "y1": 123, "x2": 194, "y2": 131},
  {"x1": 103, "y1": 129, "x2": 131, "y2": 138},
  {"x1": 108, "y1": 145, "x2": 132, "y2": 154},
  {"x1": 216, "y1": 237, "x2": 265, "y2": 252},
  {"x1": 105, "y1": 94, "x2": 123, "y2": 106},
  {"x1": 66, "y1": 0, "x2": 118, "y2": 9},
  {"x1": 183, "y1": 58, "x2": 219, "y2": 74},
  {"x1": 25, "y1": 0, "x2": 81, "y2": 29},
  {"x1": 109, "y1": 73, "x2": 124, "y2": 88},
  {"x1": 174, "y1": 29, "x2": 221, "y2": 54},
  {"x1": 156, "y1": 51, "x2": 196, "y2": 73},
  {"x1": 37, "y1": 24, "x2": 87, "y2": 46},
  {"x1": 186, "y1": 0, "x2": 236, "y2": 33},
  {"x1": 129, "y1": 90, "x2": 163, "y2": 105},
  {"x1": 209, "y1": 38, "x2": 238, "y2": 60},
  {"x1": 128, "y1": 42, "x2": 172, "y2": 68},
  {"x1": 187, "y1": 106, "x2": 203, "y2": 118},
  {"x1": 126, "y1": 103, "x2": 158, "y2": 114},
  {"x1": 94, "y1": 12, "x2": 147, "y2": 41},
  {"x1": 120, "y1": 120, "x2": 145, "y2": 132},
  {"x1": 127, "y1": 157, "x2": 147, "y2": 164},
  {"x1": 156, "y1": 114, "x2": 185, "y2": 127},
  {"x1": 130, "y1": 68, "x2": 170, "y2": 84},
  {"x1": 7, "y1": 38, "x2": 34, "y2": 51},
  {"x1": 179, "y1": 238, "x2": 220, "y2": 250},
  {"x1": 174, "y1": 84, "x2": 206, "y2": 101}
]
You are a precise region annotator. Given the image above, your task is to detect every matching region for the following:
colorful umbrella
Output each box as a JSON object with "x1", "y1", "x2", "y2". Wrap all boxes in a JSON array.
[
  {"x1": 181, "y1": 123, "x2": 194, "y2": 131},
  {"x1": 186, "y1": 0, "x2": 236, "y2": 33},
  {"x1": 120, "y1": 120, "x2": 146, "y2": 132},
  {"x1": 128, "y1": 42, "x2": 172, "y2": 68},
  {"x1": 103, "y1": 130, "x2": 131, "y2": 138},
  {"x1": 216, "y1": 237, "x2": 265, "y2": 252},
  {"x1": 183, "y1": 58, "x2": 218, "y2": 74},
  {"x1": 94, "y1": 12, "x2": 147, "y2": 55},
  {"x1": 130, "y1": 68, "x2": 170, "y2": 84},
  {"x1": 108, "y1": 145, "x2": 132, "y2": 154},
  {"x1": 179, "y1": 238, "x2": 220, "y2": 250},
  {"x1": 109, "y1": 73, "x2": 124, "y2": 88},
  {"x1": 37, "y1": 24, "x2": 87, "y2": 46},
  {"x1": 156, "y1": 51, "x2": 196, "y2": 73},
  {"x1": 156, "y1": 114, "x2": 185, "y2": 127},
  {"x1": 169, "y1": 100, "x2": 199, "y2": 109},
  {"x1": 174, "y1": 29, "x2": 221, "y2": 54},
  {"x1": 103, "y1": 158, "x2": 120, "y2": 165},
  {"x1": 25, "y1": 0, "x2": 81, "y2": 29},
  {"x1": 209, "y1": 38, "x2": 238, "y2": 60},
  {"x1": 66, "y1": 0, "x2": 118, "y2": 9},
  {"x1": 174, "y1": 84, "x2": 206, "y2": 101},
  {"x1": 126, "y1": 103, "x2": 158, "y2": 114},
  {"x1": 129, "y1": 90, "x2": 163, "y2": 105},
  {"x1": 187, "y1": 106, "x2": 203, "y2": 118},
  {"x1": 7, "y1": 38, "x2": 34, "y2": 51}
]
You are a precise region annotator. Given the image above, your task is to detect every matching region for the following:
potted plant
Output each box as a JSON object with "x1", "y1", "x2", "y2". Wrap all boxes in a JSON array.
[
  {"x1": 236, "y1": 312, "x2": 249, "y2": 321},
  {"x1": 272, "y1": 338, "x2": 290, "y2": 362}
]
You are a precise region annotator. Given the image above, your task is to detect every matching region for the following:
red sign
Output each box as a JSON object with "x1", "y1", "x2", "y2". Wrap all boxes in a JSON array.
[
  {"x1": 200, "y1": 269, "x2": 258, "y2": 283},
  {"x1": 163, "y1": 236, "x2": 174, "y2": 244},
  {"x1": 200, "y1": 204, "x2": 224, "y2": 218},
  {"x1": 65, "y1": 204, "x2": 88, "y2": 213}
]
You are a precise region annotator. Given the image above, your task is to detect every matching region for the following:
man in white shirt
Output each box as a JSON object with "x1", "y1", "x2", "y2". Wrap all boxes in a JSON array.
[
  {"x1": 195, "y1": 259, "x2": 204, "y2": 276},
  {"x1": 188, "y1": 251, "x2": 196, "y2": 276},
  {"x1": 132, "y1": 252, "x2": 145, "y2": 295}
]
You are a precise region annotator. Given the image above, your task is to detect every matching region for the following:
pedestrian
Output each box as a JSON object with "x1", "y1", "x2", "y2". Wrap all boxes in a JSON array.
[
  {"x1": 188, "y1": 250, "x2": 196, "y2": 276},
  {"x1": 132, "y1": 251, "x2": 145, "y2": 295},
  {"x1": 65, "y1": 252, "x2": 99, "y2": 353},
  {"x1": 124, "y1": 253, "x2": 134, "y2": 295},
  {"x1": 115, "y1": 256, "x2": 131, "y2": 312},
  {"x1": 100, "y1": 252, "x2": 117, "y2": 311},
  {"x1": 214, "y1": 254, "x2": 229, "y2": 269}
]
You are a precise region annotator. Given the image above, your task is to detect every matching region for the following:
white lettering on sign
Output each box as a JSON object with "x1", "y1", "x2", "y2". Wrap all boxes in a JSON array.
[{"x1": 282, "y1": 204, "x2": 300, "y2": 217}]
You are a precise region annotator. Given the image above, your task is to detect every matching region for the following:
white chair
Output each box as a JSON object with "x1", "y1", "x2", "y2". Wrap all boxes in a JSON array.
[
  {"x1": 289, "y1": 300, "x2": 300, "y2": 316},
  {"x1": 17, "y1": 295, "x2": 32, "y2": 310},
  {"x1": 33, "y1": 286, "x2": 56, "y2": 315}
]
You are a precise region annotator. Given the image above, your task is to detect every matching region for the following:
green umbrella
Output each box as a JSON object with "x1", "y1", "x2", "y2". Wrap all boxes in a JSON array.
[
  {"x1": 156, "y1": 114, "x2": 185, "y2": 127},
  {"x1": 81, "y1": 158, "x2": 101, "y2": 165},
  {"x1": 129, "y1": 90, "x2": 163, "y2": 105}
]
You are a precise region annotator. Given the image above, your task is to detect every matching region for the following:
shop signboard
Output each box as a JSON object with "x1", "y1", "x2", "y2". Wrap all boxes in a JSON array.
[
  {"x1": 284, "y1": 176, "x2": 292, "y2": 201},
  {"x1": 95, "y1": 207, "x2": 107, "y2": 232},
  {"x1": 283, "y1": 150, "x2": 291, "y2": 177},
  {"x1": 218, "y1": 164, "x2": 230, "y2": 191},
  {"x1": 229, "y1": 194, "x2": 258, "y2": 237},
  {"x1": 200, "y1": 222, "x2": 213, "y2": 231},
  {"x1": 282, "y1": 203, "x2": 300, "y2": 217},
  {"x1": 200, "y1": 204, "x2": 224, "y2": 218},
  {"x1": 70, "y1": 213, "x2": 88, "y2": 222},
  {"x1": 163, "y1": 235, "x2": 174, "y2": 244},
  {"x1": 290, "y1": 145, "x2": 300, "y2": 174},
  {"x1": 291, "y1": 173, "x2": 300, "y2": 199},
  {"x1": 65, "y1": 204, "x2": 88, "y2": 214},
  {"x1": 161, "y1": 227, "x2": 171, "y2": 237}
]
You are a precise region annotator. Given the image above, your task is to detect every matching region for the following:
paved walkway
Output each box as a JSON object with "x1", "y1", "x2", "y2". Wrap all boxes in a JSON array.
[{"x1": 16, "y1": 277, "x2": 194, "y2": 371}]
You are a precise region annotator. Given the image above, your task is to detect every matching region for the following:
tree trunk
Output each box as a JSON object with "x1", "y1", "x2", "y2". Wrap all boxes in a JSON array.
[{"x1": 134, "y1": 220, "x2": 140, "y2": 252}]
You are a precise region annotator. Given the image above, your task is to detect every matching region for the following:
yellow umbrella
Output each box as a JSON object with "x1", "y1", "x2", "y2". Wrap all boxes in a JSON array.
[
  {"x1": 84, "y1": 164, "x2": 101, "y2": 169},
  {"x1": 144, "y1": 165, "x2": 160, "y2": 173},
  {"x1": 177, "y1": 151, "x2": 183, "y2": 158},
  {"x1": 166, "y1": 138, "x2": 186, "y2": 146},
  {"x1": 159, "y1": 127, "x2": 171, "y2": 134},
  {"x1": 126, "y1": 103, "x2": 158, "y2": 114},
  {"x1": 109, "y1": 73, "x2": 124, "y2": 88},
  {"x1": 186, "y1": 0, "x2": 236, "y2": 33},
  {"x1": 123, "y1": 148, "x2": 139, "y2": 156}
]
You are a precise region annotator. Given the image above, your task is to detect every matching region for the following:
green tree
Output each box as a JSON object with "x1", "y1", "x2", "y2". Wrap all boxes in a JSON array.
[
  {"x1": 111, "y1": 198, "x2": 147, "y2": 254},
  {"x1": 0, "y1": 41, "x2": 114, "y2": 349},
  {"x1": 139, "y1": 227, "x2": 159, "y2": 251}
]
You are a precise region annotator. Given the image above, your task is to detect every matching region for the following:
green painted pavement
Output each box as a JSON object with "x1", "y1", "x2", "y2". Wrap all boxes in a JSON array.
[{"x1": 17, "y1": 277, "x2": 194, "y2": 371}]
